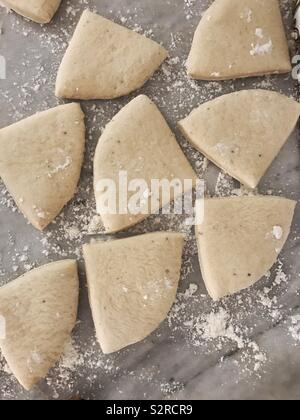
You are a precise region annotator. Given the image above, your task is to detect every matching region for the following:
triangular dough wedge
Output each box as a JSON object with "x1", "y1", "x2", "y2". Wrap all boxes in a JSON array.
[
  {"x1": 55, "y1": 10, "x2": 168, "y2": 99},
  {"x1": 187, "y1": 0, "x2": 291, "y2": 80},
  {"x1": 179, "y1": 90, "x2": 300, "y2": 189},
  {"x1": 83, "y1": 232, "x2": 184, "y2": 354},
  {"x1": 196, "y1": 196, "x2": 296, "y2": 300},
  {"x1": 0, "y1": 260, "x2": 79, "y2": 390},
  {"x1": 0, "y1": 103, "x2": 85, "y2": 230},
  {"x1": 94, "y1": 95, "x2": 197, "y2": 233},
  {"x1": 0, "y1": 0, "x2": 61, "y2": 24}
]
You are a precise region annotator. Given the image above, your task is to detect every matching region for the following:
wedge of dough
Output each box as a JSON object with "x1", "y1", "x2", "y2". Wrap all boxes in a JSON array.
[
  {"x1": 94, "y1": 95, "x2": 197, "y2": 233},
  {"x1": 0, "y1": 0, "x2": 61, "y2": 24},
  {"x1": 55, "y1": 10, "x2": 168, "y2": 99},
  {"x1": 179, "y1": 90, "x2": 300, "y2": 189},
  {"x1": 83, "y1": 232, "x2": 184, "y2": 354},
  {"x1": 0, "y1": 260, "x2": 79, "y2": 390},
  {"x1": 187, "y1": 0, "x2": 291, "y2": 80},
  {"x1": 0, "y1": 103, "x2": 85, "y2": 230},
  {"x1": 196, "y1": 196, "x2": 296, "y2": 300}
]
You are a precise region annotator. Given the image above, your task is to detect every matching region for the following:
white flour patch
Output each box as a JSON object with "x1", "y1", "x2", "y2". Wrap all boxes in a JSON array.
[
  {"x1": 272, "y1": 226, "x2": 283, "y2": 240},
  {"x1": 250, "y1": 39, "x2": 273, "y2": 56},
  {"x1": 288, "y1": 315, "x2": 300, "y2": 343}
]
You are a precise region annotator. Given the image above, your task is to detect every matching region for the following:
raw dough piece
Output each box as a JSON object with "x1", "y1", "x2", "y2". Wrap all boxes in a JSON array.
[
  {"x1": 0, "y1": 260, "x2": 79, "y2": 390},
  {"x1": 0, "y1": 0, "x2": 61, "y2": 24},
  {"x1": 187, "y1": 0, "x2": 291, "y2": 80},
  {"x1": 55, "y1": 10, "x2": 168, "y2": 99},
  {"x1": 196, "y1": 196, "x2": 296, "y2": 300},
  {"x1": 83, "y1": 232, "x2": 184, "y2": 354},
  {"x1": 94, "y1": 95, "x2": 197, "y2": 233},
  {"x1": 0, "y1": 103, "x2": 85, "y2": 230},
  {"x1": 178, "y1": 90, "x2": 300, "y2": 189}
]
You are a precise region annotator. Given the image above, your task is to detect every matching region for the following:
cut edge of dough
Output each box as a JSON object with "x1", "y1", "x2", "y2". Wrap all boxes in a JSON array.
[{"x1": 186, "y1": 67, "x2": 291, "y2": 81}]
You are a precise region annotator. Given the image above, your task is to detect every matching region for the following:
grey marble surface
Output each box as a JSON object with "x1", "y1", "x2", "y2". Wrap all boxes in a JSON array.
[{"x1": 0, "y1": 0, "x2": 299, "y2": 400}]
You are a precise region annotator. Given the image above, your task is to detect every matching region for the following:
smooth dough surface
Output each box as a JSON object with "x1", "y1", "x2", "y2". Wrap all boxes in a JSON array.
[
  {"x1": 196, "y1": 196, "x2": 296, "y2": 300},
  {"x1": 0, "y1": 103, "x2": 85, "y2": 230},
  {"x1": 55, "y1": 10, "x2": 168, "y2": 99},
  {"x1": 179, "y1": 90, "x2": 300, "y2": 189},
  {"x1": 83, "y1": 232, "x2": 185, "y2": 354},
  {"x1": 0, "y1": 260, "x2": 79, "y2": 390},
  {"x1": 187, "y1": 0, "x2": 291, "y2": 80},
  {"x1": 94, "y1": 95, "x2": 197, "y2": 233},
  {"x1": 0, "y1": 0, "x2": 61, "y2": 23}
]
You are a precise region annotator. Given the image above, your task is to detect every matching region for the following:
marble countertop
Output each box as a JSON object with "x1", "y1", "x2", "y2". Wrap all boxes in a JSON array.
[{"x1": 0, "y1": 0, "x2": 299, "y2": 400}]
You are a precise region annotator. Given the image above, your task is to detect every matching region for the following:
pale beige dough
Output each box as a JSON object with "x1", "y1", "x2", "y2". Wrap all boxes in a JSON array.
[
  {"x1": 196, "y1": 196, "x2": 296, "y2": 300},
  {"x1": 83, "y1": 232, "x2": 185, "y2": 354},
  {"x1": 0, "y1": 103, "x2": 85, "y2": 230},
  {"x1": 187, "y1": 0, "x2": 291, "y2": 80},
  {"x1": 94, "y1": 95, "x2": 197, "y2": 233},
  {"x1": 55, "y1": 10, "x2": 168, "y2": 100},
  {"x1": 178, "y1": 89, "x2": 300, "y2": 189},
  {"x1": 0, "y1": 260, "x2": 79, "y2": 390},
  {"x1": 0, "y1": 0, "x2": 61, "y2": 23}
]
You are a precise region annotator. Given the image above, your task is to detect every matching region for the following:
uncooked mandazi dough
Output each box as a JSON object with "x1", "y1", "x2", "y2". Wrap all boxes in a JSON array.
[
  {"x1": 178, "y1": 90, "x2": 300, "y2": 189},
  {"x1": 196, "y1": 196, "x2": 296, "y2": 300},
  {"x1": 56, "y1": 10, "x2": 168, "y2": 99},
  {"x1": 94, "y1": 95, "x2": 197, "y2": 233},
  {"x1": 83, "y1": 232, "x2": 185, "y2": 354},
  {"x1": 187, "y1": 0, "x2": 291, "y2": 80},
  {"x1": 0, "y1": 0, "x2": 62, "y2": 23},
  {"x1": 0, "y1": 260, "x2": 79, "y2": 390},
  {"x1": 0, "y1": 103, "x2": 85, "y2": 230}
]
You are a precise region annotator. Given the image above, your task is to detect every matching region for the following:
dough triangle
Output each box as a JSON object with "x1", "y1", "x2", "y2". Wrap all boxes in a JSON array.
[
  {"x1": 83, "y1": 232, "x2": 184, "y2": 354},
  {"x1": 94, "y1": 95, "x2": 197, "y2": 233},
  {"x1": 187, "y1": 0, "x2": 291, "y2": 80},
  {"x1": 0, "y1": 0, "x2": 61, "y2": 24},
  {"x1": 55, "y1": 10, "x2": 168, "y2": 99},
  {"x1": 196, "y1": 196, "x2": 296, "y2": 300},
  {"x1": 0, "y1": 260, "x2": 79, "y2": 390},
  {"x1": 179, "y1": 90, "x2": 300, "y2": 189},
  {"x1": 0, "y1": 103, "x2": 85, "y2": 230}
]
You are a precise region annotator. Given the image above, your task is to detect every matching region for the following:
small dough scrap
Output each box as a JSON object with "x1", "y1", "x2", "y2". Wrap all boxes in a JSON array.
[
  {"x1": 94, "y1": 95, "x2": 197, "y2": 233},
  {"x1": 83, "y1": 232, "x2": 185, "y2": 354},
  {"x1": 0, "y1": 103, "x2": 85, "y2": 230},
  {"x1": 196, "y1": 196, "x2": 296, "y2": 300},
  {"x1": 0, "y1": 260, "x2": 79, "y2": 390},
  {"x1": 187, "y1": 0, "x2": 291, "y2": 80},
  {"x1": 179, "y1": 90, "x2": 300, "y2": 189},
  {"x1": 55, "y1": 10, "x2": 168, "y2": 99},
  {"x1": 0, "y1": 0, "x2": 61, "y2": 24}
]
